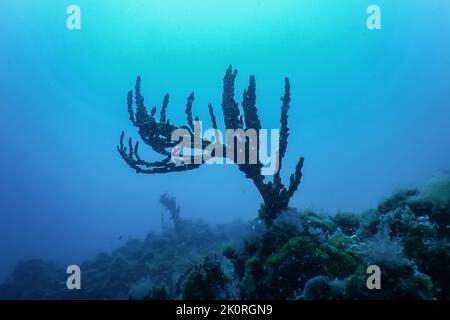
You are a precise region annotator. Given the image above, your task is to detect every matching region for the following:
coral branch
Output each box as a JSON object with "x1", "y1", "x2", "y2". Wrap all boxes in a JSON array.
[
  {"x1": 185, "y1": 93, "x2": 195, "y2": 131},
  {"x1": 222, "y1": 66, "x2": 242, "y2": 130},
  {"x1": 278, "y1": 77, "x2": 291, "y2": 171},
  {"x1": 160, "y1": 94, "x2": 169, "y2": 123},
  {"x1": 208, "y1": 103, "x2": 218, "y2": 130},
  {"x1": 242, "y1": 75, "x2": 261, "y2": 131}
]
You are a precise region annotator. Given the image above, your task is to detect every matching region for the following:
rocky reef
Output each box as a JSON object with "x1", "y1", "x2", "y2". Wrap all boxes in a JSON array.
[{"x1": 0, "y1": 177, "x2": 448, "y2": 300}]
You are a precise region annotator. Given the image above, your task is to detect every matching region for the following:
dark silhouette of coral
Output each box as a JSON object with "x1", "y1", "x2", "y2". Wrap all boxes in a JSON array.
[
  {"x1": 159, "y1": 193, "x2": 182, "y2": 235},
  {"x1": 118, "y1": 66, "x2": 304, "y2": 225}
]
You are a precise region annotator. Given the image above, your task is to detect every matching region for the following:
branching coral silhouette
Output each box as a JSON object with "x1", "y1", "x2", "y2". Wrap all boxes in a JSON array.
[
  {"x1": 118, "y1": 66, "x2": 304, "y2": 224},
  {"x1": 159, "y1": 193, "x2": 182, "y2": 235}
]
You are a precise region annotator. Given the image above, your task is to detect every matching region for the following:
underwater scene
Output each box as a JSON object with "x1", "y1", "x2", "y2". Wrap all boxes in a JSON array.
[{"x1": 0, "y1": 0, "x2": 449, "y2": 301}]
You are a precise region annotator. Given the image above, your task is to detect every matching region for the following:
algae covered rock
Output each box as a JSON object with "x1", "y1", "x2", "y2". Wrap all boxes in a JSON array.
[
  {"x1": 344, "y1": 261, "x2": 434, "y2": 300},
  {"x1": 1, "y1": 177, "x2": 448, "y2": 300},
  {"x1": 180, "y1": 256, "x2": 230, "y2": 300},
  {"x1": 296, "y1": 276, "x2": 345, "y2": 300}
]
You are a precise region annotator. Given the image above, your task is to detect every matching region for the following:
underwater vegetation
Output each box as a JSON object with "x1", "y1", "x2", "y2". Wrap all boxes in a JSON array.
[
  {"x1": 118, "y1": 66, "x2": 304, "y2": 225},
  {"x1": 1, "y1": 68, "x2": 448, "y2": 300},
  {"x1": 0, "y1": 177, "x2": 449, "y2": 300}
]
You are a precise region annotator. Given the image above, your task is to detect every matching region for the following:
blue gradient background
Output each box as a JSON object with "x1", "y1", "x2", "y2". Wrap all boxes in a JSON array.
[{"x1": 0, "y1": 0, "x2": 449, "y2": 281}]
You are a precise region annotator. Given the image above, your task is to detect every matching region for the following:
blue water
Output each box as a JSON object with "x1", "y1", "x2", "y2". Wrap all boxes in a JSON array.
[{"x1": 0, "y1": 0, "x2": 449, "y2": 281}]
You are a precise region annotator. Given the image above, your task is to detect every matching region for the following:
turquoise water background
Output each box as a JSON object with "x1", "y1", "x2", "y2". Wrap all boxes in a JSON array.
[{"x1": 0, "y1": 0, "x2": 449, "y2": 280}]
